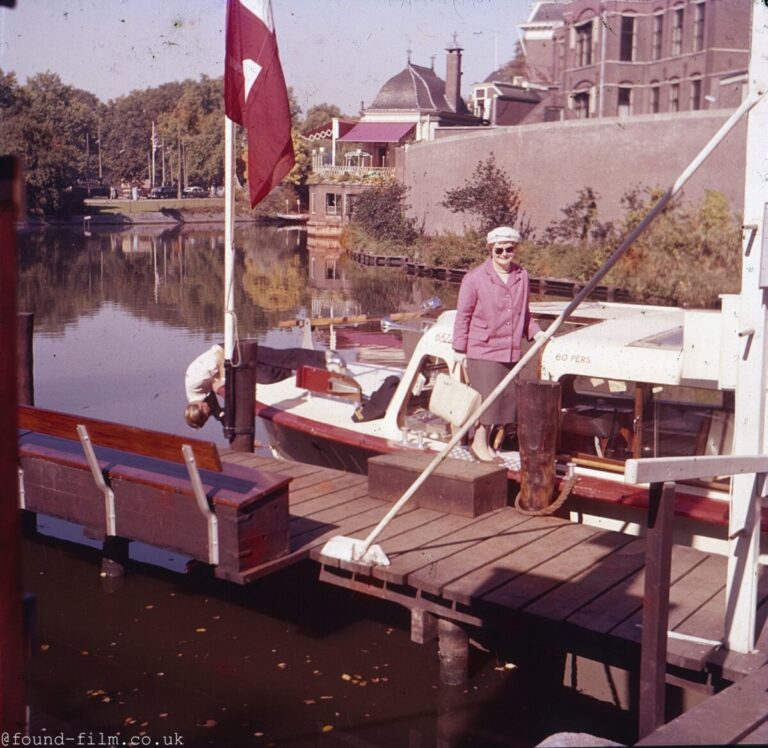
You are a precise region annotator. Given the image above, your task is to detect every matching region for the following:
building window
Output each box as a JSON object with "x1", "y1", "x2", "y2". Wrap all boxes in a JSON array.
[
  {"x1": 652, "y1": 13, "x2": 663, "y2": 61},
  {"x1": 650, "y1": 84, "x2": 660, "y2": 113},
  {"x1": 669, "y1": 80, "x2": 680, "y2": 112},
  {"x1": 618, "y1": 87, "x2": 632, "y2": 117},
  {"x1": 619, "y1": 16, "x2": 636, "y2": 62},
  {"x1": 575, "y1": 21, "x2": 593, "y2": 67},
  {"x1": 671, "y1": 7, "x2": 684, "y2": 56},
  {"x1": 573, "y1": 91, "x2": 590, "y2": 119},
  {"x1": 325, "y1": 192, "x2": 342, "y2": 215},
  {"x1": 690, "y1": 77, "x2": 702, "y2": 110},
  {"x1": 693, "y1": 3, "x2": 705, "y2": 52}
]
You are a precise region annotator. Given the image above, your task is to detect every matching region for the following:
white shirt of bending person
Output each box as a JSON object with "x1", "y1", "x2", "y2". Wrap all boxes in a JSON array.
[{"x1": 185, "y1": 344, "x2": 225, "y2": 403}]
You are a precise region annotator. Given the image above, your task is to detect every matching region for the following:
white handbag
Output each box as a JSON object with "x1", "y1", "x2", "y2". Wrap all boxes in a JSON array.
[{"x1": 428, "y1": 372, "x2": 482, "y2": 427}]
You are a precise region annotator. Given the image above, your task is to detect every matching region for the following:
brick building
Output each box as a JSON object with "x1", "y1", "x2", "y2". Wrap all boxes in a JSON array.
[{"x1": 477, "y1": 0, "x2": 750, "y2": 124}]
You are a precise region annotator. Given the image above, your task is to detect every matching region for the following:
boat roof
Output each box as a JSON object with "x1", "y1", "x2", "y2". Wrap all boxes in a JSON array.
[{"x1": 537, "y1": 302, "x2": 722, "y2": 387}]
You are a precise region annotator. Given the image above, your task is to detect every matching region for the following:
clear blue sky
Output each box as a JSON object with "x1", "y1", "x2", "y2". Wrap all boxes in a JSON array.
[{"x1": 0, "y1": 0, "x2": 533, "y2": 116}]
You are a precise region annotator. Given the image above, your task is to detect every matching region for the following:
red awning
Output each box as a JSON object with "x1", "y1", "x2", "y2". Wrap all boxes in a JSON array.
[{"x1": 337, "y1": 122, "x2": 415, "y2": 143}]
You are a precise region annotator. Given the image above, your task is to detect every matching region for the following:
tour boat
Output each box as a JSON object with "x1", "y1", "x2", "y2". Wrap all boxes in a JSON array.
[{"x1": 255, "y1": 299, "x2": 759, "y2": 554}]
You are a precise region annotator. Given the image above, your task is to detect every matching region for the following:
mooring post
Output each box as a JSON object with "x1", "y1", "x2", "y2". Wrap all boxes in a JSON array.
[
  {"x1": 16, "y1": 312, "x2": 33, "y2": 406},
  {"x1": 437, "y1": 618, "x2": 468, "y2": 686},
  {"x1": 0, "y1": 155, "x2": 26, "y2": 733},
  {"x1": 517, "y1": 380, "x2": 562, "y2": 511},
  {"x1": 638, "y1": 480, "x2": 675, "y2": 738},
  {"x1": 227, "y1": 339, "x2": 257, "y2": 453}
]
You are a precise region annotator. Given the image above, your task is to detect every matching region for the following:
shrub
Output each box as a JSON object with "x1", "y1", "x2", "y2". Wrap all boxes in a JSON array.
[
  {"x1": 441, "y1": 153, "x2": 530, "y2": 236},
  {"x1": 350, "y1": 180, "x2": 419, "y2": 245}
]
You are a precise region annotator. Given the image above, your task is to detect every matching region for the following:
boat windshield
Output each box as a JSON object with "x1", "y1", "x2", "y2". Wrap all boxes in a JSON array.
[{"x1": 560, "y1": 375, "x2": 733, "y2": 473}]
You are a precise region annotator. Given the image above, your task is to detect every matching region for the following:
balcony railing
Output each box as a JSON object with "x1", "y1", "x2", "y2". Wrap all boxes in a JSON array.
[{"x1": 312, "y1": 165, "x2": 395, "y2": 177}]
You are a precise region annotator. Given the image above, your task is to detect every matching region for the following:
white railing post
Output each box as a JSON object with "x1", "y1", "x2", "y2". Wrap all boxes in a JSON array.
[{"x1": 726, "y1": 1, "x2": 768, "y2": 653}]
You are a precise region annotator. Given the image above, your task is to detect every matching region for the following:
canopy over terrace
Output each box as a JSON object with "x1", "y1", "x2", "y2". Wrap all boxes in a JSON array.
[{"x1": 337, "y1": 121, "x2": 415, "y2": 168}]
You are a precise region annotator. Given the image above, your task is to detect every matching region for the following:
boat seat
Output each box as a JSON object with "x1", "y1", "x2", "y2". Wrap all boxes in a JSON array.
[
  {"x1": 561, "y1": 406, "x2": 633, "y2": 458},
  {"x1": 296, "y1": 366, "x2": 362, "y2": 402}
]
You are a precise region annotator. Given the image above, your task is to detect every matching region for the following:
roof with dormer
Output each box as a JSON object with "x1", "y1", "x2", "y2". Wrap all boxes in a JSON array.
[{"x1": 367, "y1": 63, "x2": 471, "y2": 116}]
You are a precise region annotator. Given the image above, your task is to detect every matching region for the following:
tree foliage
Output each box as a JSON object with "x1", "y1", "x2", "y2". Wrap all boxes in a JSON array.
[
  {"x1": 300, "y1": 103, "x2": 343, "y2": 134},
  {"x1": 544, "y1": 187, "x2": 614, "y2": 243},
  {"x1": 0, "y1": 71, "x2": 102, "y2": 215},
  {"x1": 441, "y1": 154, "x2": 529, "y2": 236},
  {"x1": 351, "y1": 181, "x2": 420, "y2": 245}
]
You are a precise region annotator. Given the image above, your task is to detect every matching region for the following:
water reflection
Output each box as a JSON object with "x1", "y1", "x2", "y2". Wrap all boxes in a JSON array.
[{"x1": 17, "y1": 224, "x2": 454, "y2": 437}]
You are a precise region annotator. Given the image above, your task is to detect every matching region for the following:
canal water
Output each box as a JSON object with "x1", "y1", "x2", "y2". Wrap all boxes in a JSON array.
[{"x1": 18, "y1": 225, "x2": 635, "y2": 747}]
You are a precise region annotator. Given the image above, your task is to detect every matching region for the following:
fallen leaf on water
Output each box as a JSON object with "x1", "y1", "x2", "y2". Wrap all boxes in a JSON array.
[
  {"x1": 195, "y1": 628, "x2": 207, "y2": 633},
  {"x1": 40, "y1": 643, "x2": 50, "y2": 652},
  {"x1": 312, "y1": 669, "x2": 322, "y2": 676},
  {"x1": 340, "y1": 673, "x2": 352, "y2": 681},
  {"x1": 303, "y1": 699, "x2": 316, "y2": 705},
  {"x1": 80, "y1": 650, "x2": 90, "y2": 656},
  {"x1": 197, "y1": 719, "x2": 217, "y2": 728},
  {"x1": 253, "y1": 732, "x2": 264, "y2": 737},
  {"x1": 277, "y1": 662, "x2": 287, "y2": 669},
  {"x1": 124, "y1": 717, "x2": 137, "y2": 726},
  {"x1": 321, "y1": 725, "x2": 333, "y2": 733},
  {"x1": 145, "y1": 604, "x2": 154, "y2": 610},
  {"x1": 158, "y1": 713, "x2": 168, "y2": 719},
  {"x1": 101, "y1": 697, "x2": 111, "y2": 704}
]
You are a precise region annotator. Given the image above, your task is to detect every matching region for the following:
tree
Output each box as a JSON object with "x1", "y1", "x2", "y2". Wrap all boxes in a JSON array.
[
  {"x1": 544, "y1": 187, "x2": 614, "y2": 243},
  {"x1": 352, "y1": 181, "x2": 419, "y2": 245},
  {"x1": 0, "y1": 71, "x2": 101, "y2": 215},
  {"x1": 300, "y1": 103, "x2": 343, "y2": 134},
  {"x1": 495, "y1": 41, "x2": 527, "y2": 81},
  {"x1": 441, "y1": 154, "x2": 527, "y2": 235}
]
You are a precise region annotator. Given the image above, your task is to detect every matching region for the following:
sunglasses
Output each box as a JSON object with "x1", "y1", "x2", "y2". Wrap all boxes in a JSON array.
[{"x1": 493, "y1": 245, "x2": 516, "y2": 256}]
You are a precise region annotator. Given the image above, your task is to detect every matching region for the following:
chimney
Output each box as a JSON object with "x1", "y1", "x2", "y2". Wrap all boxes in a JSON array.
[{"x1": 445, "y1": 32, "x2": 463, "y2": 112}]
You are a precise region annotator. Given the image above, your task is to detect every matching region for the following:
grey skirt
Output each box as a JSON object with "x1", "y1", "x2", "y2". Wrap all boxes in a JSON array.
[{"x1": 466, "y1": 358, "x2": 518, "y2": 426}]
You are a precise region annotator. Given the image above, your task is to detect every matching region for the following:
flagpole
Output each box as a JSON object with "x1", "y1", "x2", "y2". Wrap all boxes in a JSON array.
[{"x1": 224, "y1": 116, "x2": 236, "y2": 361}]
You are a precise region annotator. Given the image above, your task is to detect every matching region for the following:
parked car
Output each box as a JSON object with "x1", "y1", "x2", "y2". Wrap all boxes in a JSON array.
[
  {"x1": 149, "y1": 185, "x2": 177, "y2": 199},
  {"x1": 182, "y1": 186, "x2": 207, "y2": 198}
]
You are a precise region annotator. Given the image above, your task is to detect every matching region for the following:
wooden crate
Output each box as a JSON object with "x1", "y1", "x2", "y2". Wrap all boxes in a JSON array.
[{"x1": 367, "y1": 452, "x2": 507, "y2": 518}]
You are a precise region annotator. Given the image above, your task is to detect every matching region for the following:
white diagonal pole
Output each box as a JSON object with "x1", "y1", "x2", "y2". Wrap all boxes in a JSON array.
[{"x1": 725, "y1": 1, "x2": 768, "y2": 653}]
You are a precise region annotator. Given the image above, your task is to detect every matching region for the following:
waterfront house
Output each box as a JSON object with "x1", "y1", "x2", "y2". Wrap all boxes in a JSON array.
[{"x1": 307, "y1": 37, "x2": 480, "y2": 232}]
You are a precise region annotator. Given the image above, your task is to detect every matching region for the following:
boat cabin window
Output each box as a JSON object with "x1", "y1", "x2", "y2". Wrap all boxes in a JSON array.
[
  {"x1": 398, "y1": 355, "x2": 452, "y2": 440},
  {"x1": 559, "y1": 375, "x2": 733, "y2": 469}
]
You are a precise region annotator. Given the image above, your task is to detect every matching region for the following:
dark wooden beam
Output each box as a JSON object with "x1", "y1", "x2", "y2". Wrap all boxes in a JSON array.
[
  {"x1": 0, "y1": 155, "x2": 25, "y2": 732},
  {"x1": 638, "y1": 480, "x2": 676, "y2": 738}
]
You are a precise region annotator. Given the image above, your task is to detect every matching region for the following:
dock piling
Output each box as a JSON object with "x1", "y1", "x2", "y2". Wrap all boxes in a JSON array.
[
  {"x1": 518, "y1": 381, "x2": 561, "y2": 511},
  {"x1": 437, "y1": 618, "x2": 469, "y2": 686}
]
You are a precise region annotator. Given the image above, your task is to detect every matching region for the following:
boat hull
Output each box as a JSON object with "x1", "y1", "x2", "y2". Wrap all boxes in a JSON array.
[{"x1": 257, "y1": 402, "x2": 403, "y2": 474}]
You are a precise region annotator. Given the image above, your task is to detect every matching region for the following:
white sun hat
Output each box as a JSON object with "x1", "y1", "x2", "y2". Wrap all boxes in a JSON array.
[{"x1": 486, "y1": 226, "x2": 521, "y2": 245}]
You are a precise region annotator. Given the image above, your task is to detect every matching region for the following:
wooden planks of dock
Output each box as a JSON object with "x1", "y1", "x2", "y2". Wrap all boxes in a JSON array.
[{"x1": 222, "y1": 451, "x2": 768, "y2": 685}]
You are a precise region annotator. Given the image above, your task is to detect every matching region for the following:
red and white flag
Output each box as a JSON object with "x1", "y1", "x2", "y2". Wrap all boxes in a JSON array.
[{"x1": 225, "y1": 0, "x2": 295, "y2": 207}]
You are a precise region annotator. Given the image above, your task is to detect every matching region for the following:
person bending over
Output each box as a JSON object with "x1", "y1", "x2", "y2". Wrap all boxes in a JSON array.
[
  {"x1": 184, "y1": 343, "x2": 346, "y2": 429},
  {"x1": 452, "y1": 226, "x2": 544, "y2": 462}
]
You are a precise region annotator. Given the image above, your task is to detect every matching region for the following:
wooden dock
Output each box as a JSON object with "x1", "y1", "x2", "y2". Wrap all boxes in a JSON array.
[{"x1": 221, "y1": 451, "x2": 768, "y2": 686}]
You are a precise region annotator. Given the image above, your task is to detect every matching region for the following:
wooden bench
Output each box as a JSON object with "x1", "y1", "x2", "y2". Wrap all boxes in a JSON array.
[{"x1": 17, "y1": 405, "x2": 291, "y2": 583}]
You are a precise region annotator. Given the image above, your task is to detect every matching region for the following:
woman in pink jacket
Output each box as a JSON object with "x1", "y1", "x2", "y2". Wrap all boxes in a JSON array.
[{"x1": 452, "y1": 226, "x2": 543, "y2": 462}]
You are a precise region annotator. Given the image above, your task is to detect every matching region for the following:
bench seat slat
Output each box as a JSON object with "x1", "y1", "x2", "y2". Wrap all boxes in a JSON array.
[{"x1": 19, "y1": 404, "x2": 222, "y2": 472}]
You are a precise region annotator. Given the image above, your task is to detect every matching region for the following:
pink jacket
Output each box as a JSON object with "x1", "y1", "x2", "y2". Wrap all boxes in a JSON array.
[{"x1": 452, "y1": 258, "x2": 541, "y2": 362}]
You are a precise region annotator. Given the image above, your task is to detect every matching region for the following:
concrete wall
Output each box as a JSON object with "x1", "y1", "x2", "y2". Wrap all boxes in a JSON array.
[{"x1": 401, "y1": 109, "x2": 746, "y2": 235}]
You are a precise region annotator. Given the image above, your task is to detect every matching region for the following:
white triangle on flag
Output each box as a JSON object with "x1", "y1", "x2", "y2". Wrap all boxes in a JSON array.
[
  {"x1": 240, "y1": 0, "x2": 273, "y2": 32},
  {"x1": 243, "y1": 58, "x2": 263, "y2": 101}
]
